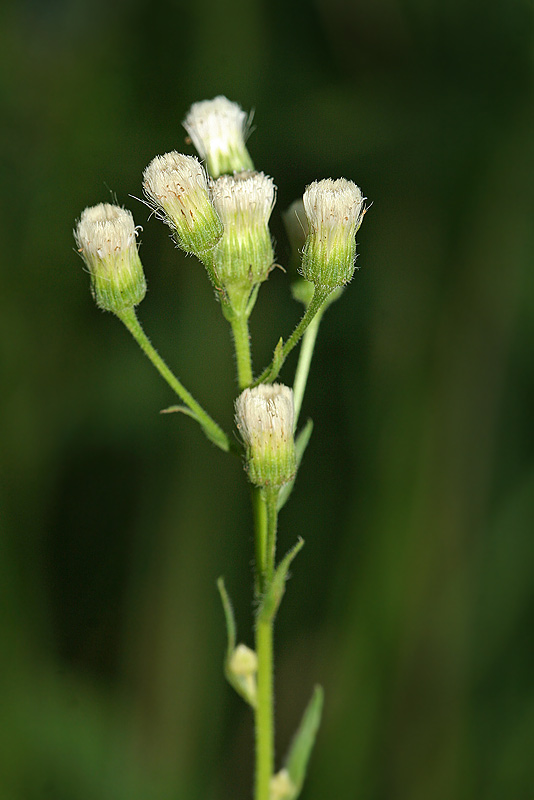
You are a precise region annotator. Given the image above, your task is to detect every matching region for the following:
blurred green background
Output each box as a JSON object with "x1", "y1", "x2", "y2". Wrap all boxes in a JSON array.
[{"x1": 1, "y1": 0, "x2": 534, "y2": 798}]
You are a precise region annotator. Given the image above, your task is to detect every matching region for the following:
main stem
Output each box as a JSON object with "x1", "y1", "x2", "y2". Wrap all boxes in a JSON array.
[
  {"x1": 255, "y1": 488, "x2": 278, "y2": 800},
  {"x1": 118, "y1": 307, "x2": 230, "y2": 452},
  {"x1": 230, "y1": 311, "x2": 276, "y2": 800},
  {"x1": 230, "y1": 312, "x2": 253, "y2": 390}
]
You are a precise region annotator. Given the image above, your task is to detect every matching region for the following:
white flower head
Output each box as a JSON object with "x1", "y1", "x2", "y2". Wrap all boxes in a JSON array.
[
  {"x1": 208, "y1": 171, "x2": 276, "y2": 293},
  {"x1": 184, "y1": 96, "x2": 254, "y2": 178},
  {"x1": 74, "y1": 203, "x2": 146, "y2": 313},
  {"x1": 235, "y1": 384, "x2": 296, "y2": 487},
  {"x1": 301, "y1": 178, "x2": 366, "y2": 289},
  {"x1": 143, "y1": 152, "x2": 222, "y2": 256},
  {"x1": 210, "y1": 171, "x2": 275, "y2": 230}
]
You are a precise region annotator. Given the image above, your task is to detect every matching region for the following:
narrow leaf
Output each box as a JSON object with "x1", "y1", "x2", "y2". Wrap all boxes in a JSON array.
[
  {"x1": 269, "y1": 337, "x2": 284, "y2": 382},
  {"x1": 160, "y1": 404, "x2": 200, "y2": 420},
  {"x1": 258, "y1": 538, "x2": 304, "y2": 623},
  {"x1": 278, "y1": 418, "x2": 313, "y2": 511},
  {"x1": 217, "y1": 578, "x2": 256, "y2": 707},
  {"x1": 217, "y1": 577, "x2": 236, "y2": 659},
  {"x1": 284, "y1": 685, "x2": 324, "y2": 798}
]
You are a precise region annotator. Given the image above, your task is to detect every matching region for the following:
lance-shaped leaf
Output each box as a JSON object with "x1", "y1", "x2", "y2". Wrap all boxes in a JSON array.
[
  {"x1": 257, "y1": 538, "x2": 304, "y2": 623},
  {"x1": 277, "y1": 418, "x2": 313, "y2": 511},
  {"x1": 283, "y1": 685, "x2": 324, "y2": 799}
]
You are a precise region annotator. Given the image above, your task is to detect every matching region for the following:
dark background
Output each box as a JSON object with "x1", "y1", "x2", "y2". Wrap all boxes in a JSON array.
[{"x1": 1, "y1": 0, "x2": 534, "y2": 798}]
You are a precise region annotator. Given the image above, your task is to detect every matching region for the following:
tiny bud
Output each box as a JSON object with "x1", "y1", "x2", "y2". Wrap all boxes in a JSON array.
[
  {"x1": 143, "y1": 152, "x2": 223, "y2": 257},
  {"x1": 74, "y1": 203, "x2": 146, "y2": 314},
  {"x1": 270, "y1": 769, "x2": 295, "y2": 800},
  {"x1": 228, "y1": 644, "x2": 258, "y2": 706},
  {"x1": 301, "y1": 178, "x2": 365, "y2": 290},
  {"x1": 229, "y1": 644, "x2": 258, "y2": 679},
  {"x1": 210, "y1": 171, "x2": 275, "y2": 299},
  {"x1": 183, "y1": 96, "x2": 254, "y2": 178},
  {"x1": 235, "y1": 384, "x2": 296, "y2": 488}
]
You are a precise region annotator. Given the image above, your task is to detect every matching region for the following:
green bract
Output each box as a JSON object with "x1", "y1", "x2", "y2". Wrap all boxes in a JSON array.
[{"x1": 210, "y1": 171, "x2": 275, "y2": 309}]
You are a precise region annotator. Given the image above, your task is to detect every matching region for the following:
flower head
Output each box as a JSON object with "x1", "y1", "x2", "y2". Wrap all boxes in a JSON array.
[
  {"x1": 184, "y1": 96, "x2": 254, "y2": 178},
  {"x1": 301, "y1": 178, "x2": 365, "y2": 290},
  {"x1": 209, "y1": 171, "x2": 275, "y2": 299},
  {"x1": 74, "y1": 203, "x2": 146, "y2": 313},
  {"x1": 143, "y1": 152, "x2": 223, "y2": 257},
  {"x1": 235, "y1": 383, "x2": 296, "y2": 487}
]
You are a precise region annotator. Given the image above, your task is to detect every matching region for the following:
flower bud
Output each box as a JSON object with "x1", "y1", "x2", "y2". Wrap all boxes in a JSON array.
[
  {"x1": 229, "y1": 644, "x2": 258, "y2": 704},
  {"x1": 210, "y1": 171, "x2": 275, "y2": 298},
  {"x1": 184, "y1": 96, "x2": 254, "y2": 178},
  {"x1": 74, "y1": 203, "x2": 146, "y2": 314},
  {"x1": 235, "y1": 384, "x2": 296, "y2": 488},
  {"x1": 270, "y1": 769, "x2": 295, "y2": 800},
  {"x1": 143, "y1": 152, "x2": 223, "y2": 257},
  {"x1": 301, "y1": 178, "x2": 365, "y2": 290}
]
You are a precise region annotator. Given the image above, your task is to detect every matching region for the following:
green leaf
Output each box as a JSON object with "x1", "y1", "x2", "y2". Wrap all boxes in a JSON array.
[
  {"x1": 217, "y1": 578, "x2": 256, "y2": 708},
  {"x1": 284, "y1": 685, "x2": 324, "y2": 798},
  {"x1": 269, "y1": 337, "x2": 284, "y2": 383},
  {"x1": 258, "y1": 538, "x2": 304, "y2": 623},
  {"x1": 160, "y1": 404, "x2": 200, "y2": 420},
  {"x1": 278, "y1": 419, "x2": 313, "y2": 511},
  {"x1": 217, "y1": 577, "x2": 236, "y2": 658}
]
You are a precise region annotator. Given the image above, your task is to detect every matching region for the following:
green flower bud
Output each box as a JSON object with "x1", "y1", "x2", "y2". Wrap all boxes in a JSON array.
[
  {"x1": 210, "y1": 171, "x2": 275, "y2": 301},
  {"x1": 301, "y1": 178, "x2": 365, "y2": 290},
  {"x1": 184, "y1": 96, "x2": 254, "y2": 178},
  {"x1": 74, "y1": 203, "x2": 146, "y2": 314},
  {"x1": 235, "y1": 384, "x2": 296, "y2": 488},
  {"x1": 143, "y1": 152, "x2": 223, "y2": 257}
]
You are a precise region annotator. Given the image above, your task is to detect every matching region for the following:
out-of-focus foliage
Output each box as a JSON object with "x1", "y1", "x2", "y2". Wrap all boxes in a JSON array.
[{"x1": 1, "y1": 0, "x2": 533, "y2": 798}]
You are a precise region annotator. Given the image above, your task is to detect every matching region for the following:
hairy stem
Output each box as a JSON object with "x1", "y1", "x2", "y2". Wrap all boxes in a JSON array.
[
  {"x1": 230, "y1": 312, "x2": 254, "y2": 390},
  {"x1": 253, "y1": 285, "x2": 331, "y2": 386},
  {"x1": 254, "y1": 487, "x2": 279, "y2": 800},
  {"x1": 118, "y1": 307, "x2": 230, "y2": 452}
]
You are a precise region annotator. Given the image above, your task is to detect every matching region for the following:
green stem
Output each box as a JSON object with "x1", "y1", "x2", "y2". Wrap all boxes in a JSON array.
[
  {"x1": 254, "y1": 487, "x2": 279, "y2": 800},
  {"x1": 230, "y1": 312, "x2": 254, "y2": 390},
  {"x1": 118, "y1": 307, "x2": 230, "y2": 452},
  {"x1": 263, "y1": 487, "x2": 279, "y2": 584},
  {"x1": 253, "y1": 488, "x2": 267, "y2": 597},
  {"x1": 255, "y1": 616, "x2": 274, "y2": 800},
  {"x1": 292, "y1": 308, "x2": 324, "y2": 430},
  {"x1": 253, "y1": 285, "x2": 331, "y2": 386}
]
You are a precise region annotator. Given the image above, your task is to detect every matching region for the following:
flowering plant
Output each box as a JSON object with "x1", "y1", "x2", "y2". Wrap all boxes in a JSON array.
[{"x1": 74, "y1": 96, "x2": 366, "y2": 800}]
